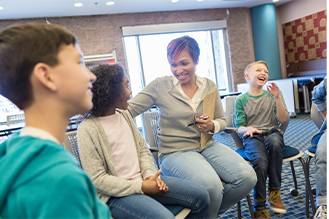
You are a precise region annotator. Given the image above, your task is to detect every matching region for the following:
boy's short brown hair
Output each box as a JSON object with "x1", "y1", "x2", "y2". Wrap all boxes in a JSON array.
[
  {"x1": 244, "y1": 60, "x2": 269, "y2": 75},
  {"x1": 0, "y1": 23, "x2": 77, "y2": 109}
]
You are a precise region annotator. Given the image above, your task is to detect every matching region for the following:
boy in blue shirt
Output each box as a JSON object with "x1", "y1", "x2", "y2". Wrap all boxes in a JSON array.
[
  {"x1": 235, "y1": 61, "x2": 288, "y2": 219},
  {"x1": 0, "y1": 23, "x2": 110, "y2": 218},
  {"x1": 311, "y1": 76, "x2": 327, "y2": 219}
]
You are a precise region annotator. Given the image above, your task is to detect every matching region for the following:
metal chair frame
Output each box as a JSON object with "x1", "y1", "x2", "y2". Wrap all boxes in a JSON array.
[
  {"x1": 62, "y1": 130, "x2": 83, "y2": 169},
  {"x1": 304, "y1": 102, "x2": 325, "y2": 217}
]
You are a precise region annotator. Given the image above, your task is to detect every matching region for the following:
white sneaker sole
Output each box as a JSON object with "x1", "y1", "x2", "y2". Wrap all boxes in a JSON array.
[{"x1": 269, "y1": 206, "x2": 287, "y2": 214}]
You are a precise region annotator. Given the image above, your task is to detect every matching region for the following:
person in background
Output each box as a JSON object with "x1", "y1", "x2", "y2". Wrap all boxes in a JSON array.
[
  {"x1": 235, "y1": 61, "x2": 288, "y2": 219},
  {"x1": 311, "y1": 76, "x2": 327, "y2": 219},
  {"x1": 77, "y1": 63, "x2": 210, "y2": 219},
  {"x1": 0, "y1": 23, "x2": 110, "y2": 218},
  {"x1": 128, "y1": 35, "x2": 257, "y2": 218}
]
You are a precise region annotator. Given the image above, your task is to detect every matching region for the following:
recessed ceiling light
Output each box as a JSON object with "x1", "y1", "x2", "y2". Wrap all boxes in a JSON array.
[
  {"x1": 0, "y1": 7, "x2": 3, "y2": 10},
  {"x1": 106, "y1": 2, "x2": 115, "y2": 5},
  {"x1": 74, "y1": 3, "x2": 83, "y2": 7},
  {"x1": 172, "y1": 0, "x2": 179, "y2": 2},
  {"x1": 273, "y1": 0, "x2": 279, "y2": 2}
]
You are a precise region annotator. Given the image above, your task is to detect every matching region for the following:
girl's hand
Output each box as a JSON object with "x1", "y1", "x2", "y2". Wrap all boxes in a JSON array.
[{"x1": 142, "y1": 170, "x2": 168, "y2": 195}]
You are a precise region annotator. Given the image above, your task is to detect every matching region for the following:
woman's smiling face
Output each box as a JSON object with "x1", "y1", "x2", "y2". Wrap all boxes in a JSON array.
[{"x1": 169, "y1": 49, "x2": 197, "y2": 85}]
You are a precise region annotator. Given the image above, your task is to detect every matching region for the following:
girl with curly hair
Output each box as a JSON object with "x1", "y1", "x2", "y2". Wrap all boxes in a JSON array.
[{"x1": 77, "y1": 63, "x2": 210, "y2": 219}]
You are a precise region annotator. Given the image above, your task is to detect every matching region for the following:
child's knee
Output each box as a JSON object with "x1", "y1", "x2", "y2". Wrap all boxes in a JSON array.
[{"x1": 251, "y1": 155, "x2": 269, "y2": 175}]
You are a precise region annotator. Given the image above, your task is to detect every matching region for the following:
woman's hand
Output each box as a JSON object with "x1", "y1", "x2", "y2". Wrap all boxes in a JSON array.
[
  {"x1": 142, "y1": 169, "x2": 168, "y2": 195},
  {"x1": 196, "y1": 115, "x2": 214, "y2": 132}
]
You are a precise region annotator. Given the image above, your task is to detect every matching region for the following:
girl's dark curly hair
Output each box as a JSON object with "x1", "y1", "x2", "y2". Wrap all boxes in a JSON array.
[{"x1": 89, "y1": 63, "x2": 126, "y2": 117}]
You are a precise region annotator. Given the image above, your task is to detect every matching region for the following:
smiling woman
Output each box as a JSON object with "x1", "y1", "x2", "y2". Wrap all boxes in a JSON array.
[
  {"x1": 123, "y1": 22, "x2": 230, "y2": 129},
  {"x1": 127, "y1": 35, "x2": 257, "y2": 219}
]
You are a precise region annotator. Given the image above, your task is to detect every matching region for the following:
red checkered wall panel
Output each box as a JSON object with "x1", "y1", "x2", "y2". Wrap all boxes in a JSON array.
[{"x1": 283, "y1": 10, "x2": 327, "y2": 64}]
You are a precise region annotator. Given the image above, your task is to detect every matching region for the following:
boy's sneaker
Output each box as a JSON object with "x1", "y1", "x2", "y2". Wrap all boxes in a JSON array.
[
  {"x1": 268, "y1": 190, "x2": 287, "y2": 214},
  {"x1": 314, "y1": 205, "x2": 327, "y2": 219},
  {"x1": 254, "y1": 209, "x2": 271, "y2": 219}
]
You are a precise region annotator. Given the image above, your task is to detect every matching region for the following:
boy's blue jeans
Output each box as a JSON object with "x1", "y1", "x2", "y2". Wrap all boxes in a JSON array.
[
  {"x1": 107, "y1": 176, "x2": 210, "y2": 219},
  {"x1": 243, "y1": 129, "x2": 284, "y2": 211}
]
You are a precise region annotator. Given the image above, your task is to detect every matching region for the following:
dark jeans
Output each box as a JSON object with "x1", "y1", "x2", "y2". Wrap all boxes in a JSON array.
[{"x1": 243, "y1": 129, "x2": 284, "y2": 211}]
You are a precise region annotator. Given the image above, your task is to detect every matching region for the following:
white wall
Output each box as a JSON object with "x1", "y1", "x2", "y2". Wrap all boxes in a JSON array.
[{"x1": 278, "y1": 0, "x2": 327, "y2": 24}]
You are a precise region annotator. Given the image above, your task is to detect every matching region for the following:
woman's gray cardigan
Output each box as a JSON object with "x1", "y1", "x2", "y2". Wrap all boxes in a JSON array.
[
  {"x1": 128, "y1": 76, "x2": 227, "y2": 154},
  {"x1": 77, "y1": 110, "x2": 157, "y2": 203}
]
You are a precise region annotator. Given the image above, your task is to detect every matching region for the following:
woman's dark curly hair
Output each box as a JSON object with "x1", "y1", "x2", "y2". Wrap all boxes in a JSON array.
[{"x1": 89, "y1": 63, "x2": 126, "y2": 117}]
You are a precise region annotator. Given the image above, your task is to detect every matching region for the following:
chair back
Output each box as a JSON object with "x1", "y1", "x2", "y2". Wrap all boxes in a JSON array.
[
  {"x1": 224, "y1": 96, "x2": 244, "y2": 149},
  {"x1": 63, "y1": 130, "x2": 83, "y2": 169},
  {"x1": 144, "y1": 111, "x2": 160, "y2": 148},
  {"x1": 311, "y1": 101, "x2": 324, "y2": 130},
  {"x1": 224, "y1": 96, "x2": 238, "y2": 128},
  {"x1": 6, "y1": 113, "x2": 25, "y2": 126},
  {"x1": 143, "y1": 110, "x2": 160, "y2": 165}
]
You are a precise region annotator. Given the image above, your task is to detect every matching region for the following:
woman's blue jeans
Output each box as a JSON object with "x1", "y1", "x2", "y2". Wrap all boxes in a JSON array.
[
  {"x1": 315, "y1": 130, "x2": 327, "y2": 207},
  {"x1": 107, "y1": 176, "x2": 210, "y2": 219},
  {"x1": 159, "y1": 141, "x2": 257, "y2": 219},
  {"x1": 243, "y1": 129, "x2": 284, "y2": 211}
]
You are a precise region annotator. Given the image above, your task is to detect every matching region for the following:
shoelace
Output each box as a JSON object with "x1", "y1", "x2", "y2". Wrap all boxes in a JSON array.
[
  {"x1": 260, "y1": 209, "x2": 271, "y2": 219},
  {"x1": 268, "y1": 190, "x2": 281, "y2": 201}
]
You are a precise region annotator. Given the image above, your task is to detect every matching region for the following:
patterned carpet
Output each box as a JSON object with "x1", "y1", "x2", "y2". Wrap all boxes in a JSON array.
[{"x1": 213, "y1": 113, "x2": 319, "y2": 219}]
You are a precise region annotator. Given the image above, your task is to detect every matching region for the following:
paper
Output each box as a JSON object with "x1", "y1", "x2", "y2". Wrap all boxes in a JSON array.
[{"x1": 200, "y1": 90, "x2": 217, "y2": 148}]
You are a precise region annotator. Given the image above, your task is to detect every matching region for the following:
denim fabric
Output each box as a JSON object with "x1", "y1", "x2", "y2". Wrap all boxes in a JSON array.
[
  {"x1": 158, "y1": 141, "x2": 257, "y2": 219},
  {"x1": 315, "y1": 130, "x2": 327, "y2": 207},
  {"x1": 243, "y1": 129, "x2": 284, "y2": 211},
  {"x1": 107, "y1": 176, "x2": 210, "y2": 219},
  {"x1": 312, "y1": 77, "x2": 327, "y2": 112}
]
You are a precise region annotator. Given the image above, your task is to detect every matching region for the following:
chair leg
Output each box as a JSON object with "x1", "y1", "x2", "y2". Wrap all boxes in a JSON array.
[
  {"x1": 237, "y1": 201, "x2": 241, "y2": 219},
  {"x1": 299, "y1": 157, "x2": 316, "y2": 218},
  {"x1": 237, "y1": 195, "x2": 254, "y2": 219},
  {"x1": 289, "y1": 160, "x2": 299, "y2": 196},
  {"x1": 246, "y1": 195, "x2": 255, "y2": 219},
  {"x1": 305, "y1": 156, "x2": 316, "y2": 218}
]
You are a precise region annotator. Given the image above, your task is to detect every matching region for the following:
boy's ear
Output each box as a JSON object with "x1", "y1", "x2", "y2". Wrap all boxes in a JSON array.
[
  {"x1": 32, "y1": 63, "x2": 58, "y2": 91},
  {"x1": 244, "y1": 73, "x2": 250, "y2": 80}
]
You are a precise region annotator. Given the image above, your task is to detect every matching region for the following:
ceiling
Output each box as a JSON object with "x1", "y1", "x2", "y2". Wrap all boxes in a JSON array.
[{"x1": 0, "y1": 0, "x2": 292, "y2": 20}]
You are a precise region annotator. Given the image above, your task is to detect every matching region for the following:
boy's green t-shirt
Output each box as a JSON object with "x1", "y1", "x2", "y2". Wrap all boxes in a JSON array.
[
  {"x1": 0, "y1": 134, "x2": 110, "y2": 218},
  {"x1": 235, "y1": 90, "x2": 288, "y2": 133}
]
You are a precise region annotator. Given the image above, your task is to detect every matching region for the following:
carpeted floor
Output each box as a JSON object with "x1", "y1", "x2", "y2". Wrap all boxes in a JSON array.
[{"x1": 213, "y1": 113, "x2": 319, "y2": 219}]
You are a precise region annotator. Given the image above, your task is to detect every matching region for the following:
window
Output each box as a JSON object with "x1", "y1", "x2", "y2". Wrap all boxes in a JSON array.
[
  {"x1": 123, "y1": 23, "x2": 230, "y2": 131},
  {"x1": 0, "y1": 95, "x2": 22, "y2": 126}
]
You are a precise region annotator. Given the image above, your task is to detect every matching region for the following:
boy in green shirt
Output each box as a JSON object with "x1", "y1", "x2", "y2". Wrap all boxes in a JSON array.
[
  {"x1": 0, "y1": 23, "x2": 110, "y2": 218},
  {"x1": 235, "y1": 61, "x2": 288, "y2": 219}
]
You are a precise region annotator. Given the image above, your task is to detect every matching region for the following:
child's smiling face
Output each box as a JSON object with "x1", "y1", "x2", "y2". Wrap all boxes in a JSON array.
[
  {"x1": 245, "y1": 63, "x2": 269, "y2": 87},
  {"x1": 117, "y1": 75, "x2": 132, "y2": 110}
]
